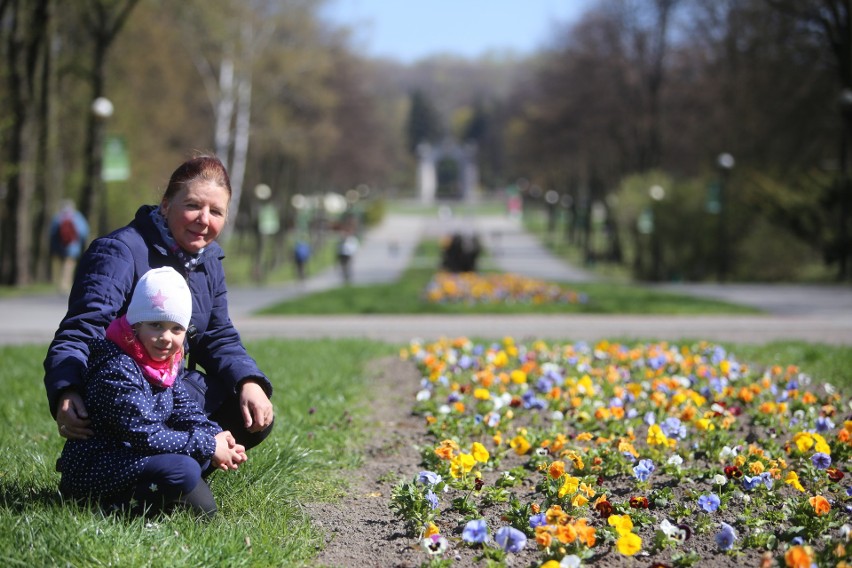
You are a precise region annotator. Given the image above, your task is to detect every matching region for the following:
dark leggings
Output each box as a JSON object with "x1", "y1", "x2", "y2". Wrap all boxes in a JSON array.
[{"x1": 132, "y1": 454, "x2": 216, "y2": 518}]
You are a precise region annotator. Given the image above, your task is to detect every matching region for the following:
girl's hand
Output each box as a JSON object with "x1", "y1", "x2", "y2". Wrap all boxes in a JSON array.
[{"x1": 213, "y1": 430, "x2": 247, "y2": 471}]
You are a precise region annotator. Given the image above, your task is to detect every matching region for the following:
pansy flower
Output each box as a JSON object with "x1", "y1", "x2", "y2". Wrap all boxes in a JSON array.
[
  {"x1": 785, "y1": 471, "x2": 806, "y2": 492},
  {"x1": 421, "y1": 534, "x2": 449, "y2": 555},
  {"x1": 812, "y1": 452, "x2": 831, "y2": 470},
  {"x1": 698, "y1": 493, "x2": 721, "y2": 512},
  {"x1": 827, "y1": 467, "x2": 844, "y2": 482},
  {"x1": 715, "y1": 522, "x2": 737, "y2": 550},
  {"x1": 494, "y1": 526, "x2": 527, "y2": 553},
  {"x1": 633, "y1": 459, "x2": 655, "y2": 482},
  {"x1": 809, "y1": 495, "x2": 831, "y2": 516},
  {"x1": 461, "y1": 519, "x2": 488, "y2": 544},
  {"x1": 615, "y1": 532, "x2": 642, "y2": 556},
  {"x1": 629, "y1": 496, "x2": 649, "y2": 509}
]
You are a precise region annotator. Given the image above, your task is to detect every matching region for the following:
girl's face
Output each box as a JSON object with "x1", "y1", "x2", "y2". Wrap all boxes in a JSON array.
[
  {"x1": 135, "y1": 321, "x2": 186, "y2": 361},
  {"x1": 160, "y1": 180, "x2": 229, "y2": 253}
]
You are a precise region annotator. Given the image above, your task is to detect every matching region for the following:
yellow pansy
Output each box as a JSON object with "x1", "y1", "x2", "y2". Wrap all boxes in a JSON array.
[
  {"x1": 615, "y1": 532, "x2": 642, "y2": 556},
  {"x1": 424, "y1": 522, "x2": 439, "y2": 537},
  {"x1": 647, "y1": 424, "x2": 669, "y2": 446},
  {"x1": 792, "y1": 432, "x2": 815, "y2": 453},
  {"x1": 510, "y1": 369, "x2": 527, "y2": 384},
  {"x1": 473, "y1": 388, "x2": 491, "y2": 400},
  {"x1": 492, "y1": 351, "x2": 508, "y2": 367},
  {"x1": 449, "y1": 453, "x2": 476, "y2": 478},
  {"x1": 510, "y1": 435, "x2": 531, "y2": 455},
  {"x1": 813, "y1": 433, "x2": 831, "y2": 455},
  {"x1": 471, "y1": 442, "x2": 490, "y2": 463},
  {"x1": 785, "y1": 470, "x2": 805, "y2": 492},
  {"x1": 571, "y1": 493, "x2": 589, "y2": 508},
  {"x1": 558, "y1": 475, "x2": 580, "y2": 498},
  {"x1": 607, "y1": 514, "x2": 634, "y2": 535}
]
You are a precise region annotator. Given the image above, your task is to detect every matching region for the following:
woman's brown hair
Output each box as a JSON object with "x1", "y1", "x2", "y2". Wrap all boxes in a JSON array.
[{"x1": 162, "y1": 155, "x2": 232, "y2": 202}]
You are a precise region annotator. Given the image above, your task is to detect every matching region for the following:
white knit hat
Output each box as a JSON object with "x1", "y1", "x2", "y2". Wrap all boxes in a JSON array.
[{"x1": 127, "y1": 267, "x2": 192, "y2": 329}]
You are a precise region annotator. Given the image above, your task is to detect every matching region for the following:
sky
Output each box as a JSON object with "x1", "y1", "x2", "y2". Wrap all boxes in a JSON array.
[{"x1": 320, "y1": 0, "x2": 593, "y2": 63}]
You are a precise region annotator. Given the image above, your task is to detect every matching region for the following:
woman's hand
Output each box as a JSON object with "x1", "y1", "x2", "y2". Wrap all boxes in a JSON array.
[
  {"x1": 212, "y1": 430, "x2": 247, "y2": 471},
  {"x1": 56, "y1": 391, "x2": 93, "y2": 440},
  {"x1": 239, "y1": 379, "x2": 274, "y2": 433}
]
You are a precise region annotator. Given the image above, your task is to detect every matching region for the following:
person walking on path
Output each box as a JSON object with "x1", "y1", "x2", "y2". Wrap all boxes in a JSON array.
[
  {"x1": 44, "y1": 155, "x2": 274, "y2": 454},
  {"x1": 56, "y1": 267, "x2": 246, "y2": 518},
  {"x1": 49, "y1": 200, "x2": 89, "y2": 294},
  {"x1": 337, "y1": 229, "x2": 359, "y2": 284}
]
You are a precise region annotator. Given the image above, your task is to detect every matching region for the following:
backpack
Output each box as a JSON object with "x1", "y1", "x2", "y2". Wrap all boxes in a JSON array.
[{"x1": 58, "y1": 215, "x2": 78, "y2": 247}]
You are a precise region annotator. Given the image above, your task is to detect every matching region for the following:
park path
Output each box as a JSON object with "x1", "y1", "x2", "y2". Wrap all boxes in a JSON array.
[{"x1": 1, "y1": 206, "x2": 851, "y2": 346}]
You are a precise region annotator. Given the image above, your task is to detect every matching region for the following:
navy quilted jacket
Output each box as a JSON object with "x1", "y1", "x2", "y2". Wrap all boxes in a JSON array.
[
  {"x1": 57, "y1": 338, "x2": 220, "y2": 497},
  {"x1": 43, "y1": 205, "x2": 271, "y2": 417}
]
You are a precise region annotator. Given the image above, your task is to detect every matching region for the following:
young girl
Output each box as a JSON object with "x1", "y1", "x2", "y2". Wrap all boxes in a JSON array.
[{"x1": 57, "y1": 267, "x2": 247, "y2": 517}]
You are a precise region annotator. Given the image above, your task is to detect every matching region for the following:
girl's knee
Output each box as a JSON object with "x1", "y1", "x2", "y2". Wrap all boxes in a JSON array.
[{"x1": 142, "y1": 454, "x2": 202, "y2": 495}]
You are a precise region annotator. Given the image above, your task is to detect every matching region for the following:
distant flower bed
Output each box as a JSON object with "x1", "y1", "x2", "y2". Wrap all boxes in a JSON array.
[
  {"x1": 423, "y1": 272, "x2": 588, "y2": 306},
  {"x1": 391, "y1": 337, "x2": 852, "y2": 567}
]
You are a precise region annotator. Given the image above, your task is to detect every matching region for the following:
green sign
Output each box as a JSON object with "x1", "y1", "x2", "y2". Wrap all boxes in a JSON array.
[
  {"x1": 258, "y1": 204, "x2": 280, "y2": 235},
  {"x1": 706, "y1": 181, "x2": 721, "y2": 214},
  {"x1": 102, "y1": 135, "x2": 130, "y2": 181}
]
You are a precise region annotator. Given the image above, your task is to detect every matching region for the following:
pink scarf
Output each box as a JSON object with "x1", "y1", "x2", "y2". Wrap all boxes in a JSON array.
[{"x1": 105, "y1": 315, "x2": 183, "y2": 388}]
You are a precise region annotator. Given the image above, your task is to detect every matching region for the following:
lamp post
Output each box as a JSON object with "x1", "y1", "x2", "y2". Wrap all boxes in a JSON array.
[
  {"x1": 649, "y1": 184, "x2": 665, "y2": 281},
  {"x1": 89, "y1": 97, "x2": 113, "y2": 235},
  {"x1": 716, "y1": 153, "x2": 735, "y2": 282}
]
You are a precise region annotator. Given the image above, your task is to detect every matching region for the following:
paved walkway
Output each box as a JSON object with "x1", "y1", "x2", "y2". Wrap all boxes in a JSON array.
[{"x1": 2, "y1": 207, "x2": 852, "y2": 346}]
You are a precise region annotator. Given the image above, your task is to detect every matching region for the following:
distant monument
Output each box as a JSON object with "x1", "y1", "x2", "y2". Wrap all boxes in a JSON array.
[{"x1": 417, "y1": 139, "x2": 478, "y2": 205}]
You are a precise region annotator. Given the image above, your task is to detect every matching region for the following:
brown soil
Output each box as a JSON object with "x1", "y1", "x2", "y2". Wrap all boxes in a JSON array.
[{"x1": 309, "y1": 357, "x2": 772, "y2": 568}]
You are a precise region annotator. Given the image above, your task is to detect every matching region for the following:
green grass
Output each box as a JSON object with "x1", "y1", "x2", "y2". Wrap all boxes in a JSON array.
[
  {"x1": 258, "y1": 245, "x2": 761, "y2": 315},
  {"x1": 2, "y1": 337, "x2": 850, "y2": 566},
  {"x1": 0, "y1": 339, "x2": 395, "y2": 567}
]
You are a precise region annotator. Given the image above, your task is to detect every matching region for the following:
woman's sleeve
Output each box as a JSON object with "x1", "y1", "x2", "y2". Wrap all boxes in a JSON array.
[
  {"x1": 42, "y1": 237, "x2": 137, "y2": 418},
  {"x1": 190, "y1": 256, "x2": 273, "y2": 398},
  {"x1": 168, "y1": 377, "x2": 222, "y2": 438},
  {"x1": 89, "y1": 358, "x2": 216, "y2": 462}
]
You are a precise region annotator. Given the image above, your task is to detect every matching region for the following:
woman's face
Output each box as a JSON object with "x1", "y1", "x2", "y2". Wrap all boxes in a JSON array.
[
  {"x1": 160, "y1": 180, "x2": 229, "y2": 253},
  {"x1": 135, "y1": 321, "x2": 186, "y2": 362}
]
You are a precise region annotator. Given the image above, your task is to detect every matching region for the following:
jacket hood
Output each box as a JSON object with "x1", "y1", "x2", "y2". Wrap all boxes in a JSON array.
[{"x1": 132, "y1": 205, "x2": 224, "y2": 270}]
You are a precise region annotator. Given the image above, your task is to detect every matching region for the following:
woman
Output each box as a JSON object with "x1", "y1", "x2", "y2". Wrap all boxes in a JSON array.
[
  {"x1": 44, "y1": 155, "x2": 274, "y2": 449},
  {"x1": 58, "y1": 267, "x2": 247, "y2": 517}
]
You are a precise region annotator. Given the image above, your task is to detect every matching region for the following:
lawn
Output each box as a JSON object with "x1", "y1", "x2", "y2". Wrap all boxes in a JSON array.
[
  {"x1": 1, "y1": 338, "x2": 849, "y2": 566},
  {"x1": 258, "y1": 241, "x2": 759, "y2": 316}
]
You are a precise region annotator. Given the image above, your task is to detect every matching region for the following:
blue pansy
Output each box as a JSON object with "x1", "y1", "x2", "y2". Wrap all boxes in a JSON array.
[
  {"x1": 495, "y1": 526, "x2": 527, "y2": 553},
  {"x1": 462, "y1": 519, "x2": 488, "y2": 544}
]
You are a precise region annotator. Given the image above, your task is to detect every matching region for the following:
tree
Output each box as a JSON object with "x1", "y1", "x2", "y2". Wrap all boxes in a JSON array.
[
  {"x1": 78, "y1": 0, "x2": 139, "y2": 236},
  {"x1": 406, "y1": 89, "x2": 443, "y2": 155},
  {"x1": 0, "y1": 0, "x2": 50, "y2": 285}
]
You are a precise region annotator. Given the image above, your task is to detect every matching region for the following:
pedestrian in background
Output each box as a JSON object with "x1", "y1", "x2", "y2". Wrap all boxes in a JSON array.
[
  {"x1": 293, "y1": 238, "x2": 311, "y2": 280},
  {"x1": 337, "y1": 230, "x2": 359, "y2": 284},
  {"x1": 50, "y1": 200, "x2": 89, "y2": 294}
]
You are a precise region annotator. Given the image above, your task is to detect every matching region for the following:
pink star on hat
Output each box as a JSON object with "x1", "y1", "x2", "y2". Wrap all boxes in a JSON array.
[{"x1": 150, "y1": 289, "x2": 168, "y2": 308}]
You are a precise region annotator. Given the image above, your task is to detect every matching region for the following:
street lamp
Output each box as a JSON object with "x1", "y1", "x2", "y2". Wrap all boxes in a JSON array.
[
  {"x1": 87, "y1": 96, "x2": 114, "y2": 235},
  {"x1": 649, "y1": 185, "x2": 665, "y2": 281},
  {"x1": 716, "y1": 153, "x2": 735, "y2": 282}
]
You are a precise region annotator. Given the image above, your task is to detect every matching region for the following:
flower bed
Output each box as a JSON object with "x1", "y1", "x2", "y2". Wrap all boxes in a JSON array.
[
  {"x1": 391, "y1": 337, "x2": 852, "y2": 567},
  {"x1": 423, "y1": 272, "x2": 588, "y2": 306}
]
